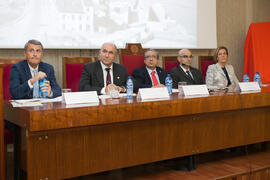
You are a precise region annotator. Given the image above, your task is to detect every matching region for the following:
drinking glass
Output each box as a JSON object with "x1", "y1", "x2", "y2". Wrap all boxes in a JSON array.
[
  {"x1": 178, "y1": 82, "x2": 187, "y2": 95},
  {"x1": 108, "y1": 85, "x2": 120, "y2": 98}
]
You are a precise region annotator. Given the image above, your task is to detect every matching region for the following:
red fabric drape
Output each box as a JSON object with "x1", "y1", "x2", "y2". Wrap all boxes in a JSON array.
[{"x1": 243, "y1": 22, "x2": 270, "y2": 83}]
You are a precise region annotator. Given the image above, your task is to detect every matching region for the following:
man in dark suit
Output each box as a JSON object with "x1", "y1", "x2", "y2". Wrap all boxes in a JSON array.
[
  {"x1": 170, "y1": 49, "x2": 204, "y2": 88},
  {"x1": 9, "y1": 39, "x2": 61, "y2": 99},
  {"x1": 132, "y1": 49, "x2": 168, "y2": 88},
  {"x1": 79, "y1": 42, "x2": 134, "y2": 95}
]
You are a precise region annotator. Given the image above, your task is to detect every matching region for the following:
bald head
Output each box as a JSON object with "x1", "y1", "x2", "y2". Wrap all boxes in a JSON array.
[
  {"x1": 178, "y1": 49, "x2": 191, "y2": 56},
  {"x1": 177, "y1": 49, "x2": 193, "y2": 69},
  {"x1": 99, "y1": 42, "x2": 118, "y2": 67},
  {"x1": 101, "y1": 42, "x2": 117, "y2": 52}
]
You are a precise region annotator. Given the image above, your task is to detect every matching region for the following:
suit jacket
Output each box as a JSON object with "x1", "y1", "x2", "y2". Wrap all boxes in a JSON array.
[
  {"x1": 170, "y1": 65, "x2": 204, "y2": 88},
  {"x1": 9, "y1": 60, "x2": 62, "y2": 99},
  {"x1": 78, "y1": 60, "x2": 136, "y2": 94},
  {"x1": 132, "y1": 66, "x2": 168, "y2": 88},
  {"x1": 206, "y1": 63, "x2": 239, "y2": 88}
]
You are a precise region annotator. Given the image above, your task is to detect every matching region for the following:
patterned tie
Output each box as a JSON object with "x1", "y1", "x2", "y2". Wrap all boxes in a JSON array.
[
  {"x1": 105, "y1": 68, "x2": 111, "y2": 86},
  {"x1": 32, "y1": 69, "x2": 39, "y2": 98},
  {"x1": 151, "y1": 71, "x2": 159, "y2": 86}
]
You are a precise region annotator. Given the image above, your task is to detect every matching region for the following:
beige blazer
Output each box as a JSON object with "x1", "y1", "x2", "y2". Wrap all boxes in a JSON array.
[{"x1": 206, "y1": 63, "x2": 239, "y2": 89}]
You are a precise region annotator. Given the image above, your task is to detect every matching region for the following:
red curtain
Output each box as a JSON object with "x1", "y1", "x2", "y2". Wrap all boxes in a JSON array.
[{"x1": 243, "y1": 22, "x2": 270, "y2": 83}]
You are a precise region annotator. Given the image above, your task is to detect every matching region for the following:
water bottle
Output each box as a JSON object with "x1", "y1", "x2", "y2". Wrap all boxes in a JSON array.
[
  {"x1": 39, "y1": 78, "x2": 48, "y2": 98},
  {"x1": 165, "y1": 74, "x2": 173, "y2": 95},
  {"x1": 126, "y1": 76, "x2": 133, "y2": 98},
  {"x1": 243, "y1": 72, "x2": 249, "y2": 82},
  {"x1": 254, "y1": 72, "x2": 261, "y2": 87}
]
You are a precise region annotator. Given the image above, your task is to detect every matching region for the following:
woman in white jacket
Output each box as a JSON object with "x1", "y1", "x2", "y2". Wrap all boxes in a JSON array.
[{"x1": 206, "y1": 46, "x2": 239, "y2": 89}]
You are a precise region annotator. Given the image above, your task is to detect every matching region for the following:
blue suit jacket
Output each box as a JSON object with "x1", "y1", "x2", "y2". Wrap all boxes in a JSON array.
[
  {"x1": 9, "y1": 60, "x2": 62, "y2": 99},
  {"x1": 132, "y1": 66, "x2": 168, "y2": 88}
]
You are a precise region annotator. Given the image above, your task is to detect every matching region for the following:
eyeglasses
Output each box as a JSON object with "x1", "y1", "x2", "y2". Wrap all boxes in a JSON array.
[
  {"x1": 27, "y1": 49, "x2": 43, "y2": 54},
  {"x1": 179, "y1": 55, "x2": 193, "y2": 59},
  {"x1": 145, "y1": 55, "x2": 158, "y2": 59},
  {"x1": 218, "y1": 52, "x2": 227, "y2": 56}
]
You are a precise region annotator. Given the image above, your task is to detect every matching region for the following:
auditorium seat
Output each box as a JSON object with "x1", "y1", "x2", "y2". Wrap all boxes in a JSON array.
[
  {"x1": 0, "y1": 58, "x2": 24, "y2": 145},
  {"x1": 119, "y1": 43, "x2": 147, "y2": 75},
  {"x1": 0, "y1": 58, "x2": 24, "y2": 178},
  {"x1": 198, "y1": 56, "x2": 215, "y2": 81},
  {"x1": 162, "y1": 56, "x2": 179, "y2": 72},
  {"x1": 62, "y1": 56, "x2": 98, "y2": 92}
]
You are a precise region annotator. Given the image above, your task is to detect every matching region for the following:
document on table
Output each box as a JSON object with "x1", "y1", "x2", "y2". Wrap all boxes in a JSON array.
[{"x1": 10, "y1": 96, "x2": 63, "y2": 107}]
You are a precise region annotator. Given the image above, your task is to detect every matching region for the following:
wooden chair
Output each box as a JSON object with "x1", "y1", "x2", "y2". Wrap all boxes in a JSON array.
[
  {"x1": 162, "y1": 56, "x2": 179, "y2": 72},
  {"x1": 0, "y1": 58, "x2": 24, "y2": 100},
  {"x1": 198, "y1": 56, "x2": 215, "y2": 81},
  {"x1": 0, "y1": 64, "x2": 4, "y2": 180},
  {"x1": 0, "y1": 58, "x2": 24, "y2": 144},
  {"x1": 119, "y1": 43, "x2": 148, "y2": 75},
  {"x1": 0, "y1": 58, "x2": 24, "y2": 179},
  {"x1": 62, "y1": 56, "x2": 98, "y2": 92}
]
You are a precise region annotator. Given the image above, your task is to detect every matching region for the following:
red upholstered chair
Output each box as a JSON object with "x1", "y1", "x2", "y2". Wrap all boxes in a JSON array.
[
  {"x1": 162, "y1": 56, "x2": 179, "y2": 72},
  {"x1": 0, "y1": 58, "x2": 24, "y2": 146},
  {"x1": 119, "y1": 43, "x2": 148, "y2": 75},
  {"x1": 62, "y1": 57, "x2": 98, "y2": 92},
  {"x1": 198, "y1": 56, "x2": 215, "y2": 81},
  {"x1": 0, "y1": 59, "x2": 24, "y2": 101}
]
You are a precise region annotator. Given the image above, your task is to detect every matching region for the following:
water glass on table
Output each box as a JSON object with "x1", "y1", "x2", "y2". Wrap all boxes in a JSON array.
[
  {"x1": 108, "y1": 85, "x2": 120, "y2": 99},
  {"x1": 62, "y1": 88, "x2": 72, "y2": 94},
  {"x1": 62, "y1": 89, "x2": 72, "y2": 102},
  {"x1": 178, "y1": 82, "x2": 187, "y2": 95}
]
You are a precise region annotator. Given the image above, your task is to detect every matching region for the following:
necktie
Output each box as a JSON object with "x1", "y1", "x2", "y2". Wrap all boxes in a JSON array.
[
  {"x1": 186, "y1": 70, "x2": 193, "y2": 80},
  {"x1": 105, "y1": 68, "x2": 111, "y2": 86},
  {"x1": 32, "y1": 69, "x2": 39, "y2": 98},
  {"x1": 151, "y1": 71, "x2": 159, "y2": 86}
]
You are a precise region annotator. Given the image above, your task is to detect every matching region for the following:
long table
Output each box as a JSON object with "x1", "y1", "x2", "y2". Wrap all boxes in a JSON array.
[{"x1": 4, "y1": 87, "x2": 270, "y2": 180}]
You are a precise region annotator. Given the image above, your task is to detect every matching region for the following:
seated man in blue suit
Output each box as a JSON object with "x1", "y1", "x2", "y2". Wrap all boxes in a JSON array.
[
  {"x1": 9, "y1": 39, "x2": 62, "y2": 99},
  {"x1": 132, "y1": 49, "x2": 168, "y2": 88}
]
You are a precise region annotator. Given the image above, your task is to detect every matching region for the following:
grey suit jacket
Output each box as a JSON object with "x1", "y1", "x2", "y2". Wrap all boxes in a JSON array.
[
  {"x1": 206, "y1": 63, "x2": 239, "y2": 89},
  {"x1": 78, "y1": 60, "x2": 135, "y2": 94}
]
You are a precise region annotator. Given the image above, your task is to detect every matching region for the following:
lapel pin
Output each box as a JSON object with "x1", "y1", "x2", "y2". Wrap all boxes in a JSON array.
[{"x1": 117, "y1": 76, "x2": 120, "y2": 79}]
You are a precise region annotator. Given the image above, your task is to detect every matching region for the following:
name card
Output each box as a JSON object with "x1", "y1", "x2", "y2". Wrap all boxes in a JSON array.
[
  {"x1": 182, "y1": 85, "x2": 209, "y2": 96},
  {"x1": 137, "y1": 87, "x2": 170, "y2": 100},
  {"x1": 239, "y1": 82, "x2": 261, "y2": 92},
  {"x1": 63, "y1": 91, "x2": 99, "y2": 105}
]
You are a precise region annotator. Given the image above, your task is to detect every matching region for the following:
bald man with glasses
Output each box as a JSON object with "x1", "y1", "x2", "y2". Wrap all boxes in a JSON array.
[{"x1": 170, "y1": 49, "x2": 203, "y2": 88}]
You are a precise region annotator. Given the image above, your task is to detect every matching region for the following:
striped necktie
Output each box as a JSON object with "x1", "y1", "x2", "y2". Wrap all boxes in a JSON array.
[{"x1": 32, "y1": 69, "x2": 39, "y2": 98}]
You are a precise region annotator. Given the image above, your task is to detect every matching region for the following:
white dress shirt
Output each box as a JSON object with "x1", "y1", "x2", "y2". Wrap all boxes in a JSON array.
[
  {"x1": 180, "y1": 65, "x2": 194, "y2": 79},
  {"x1": 100, "y1": 62, "x2": 113, "y2": 94}
]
